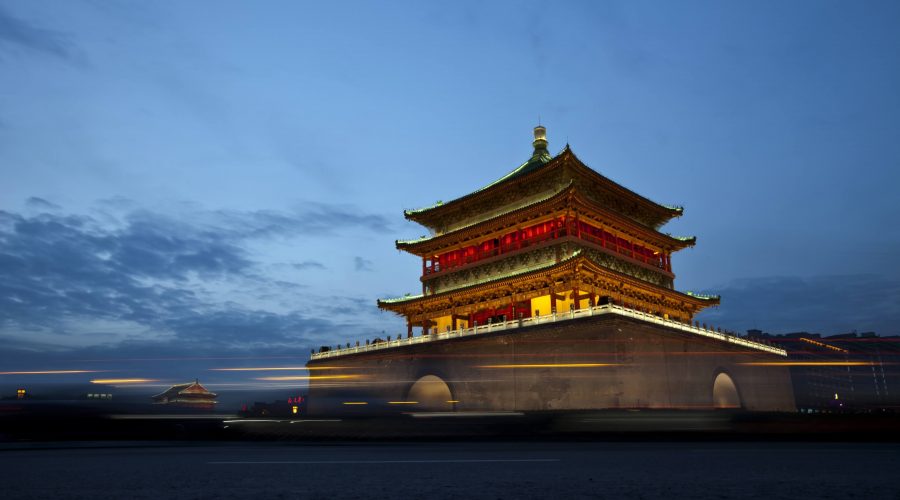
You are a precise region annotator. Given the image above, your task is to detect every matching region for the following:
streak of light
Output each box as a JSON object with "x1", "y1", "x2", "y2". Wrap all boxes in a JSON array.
[
  {"x1": 411, "y1": 412, "x2": 524, "y2": 418},
  {"x1": 76, "y1": 355, "x2": 311, "y2": 362},
  {"x1": 0, "y1": 370, "x2": 100, "y2": 375},
  {"x1": 739, "y1": 361, "x2": 874, "y2": 367},
  {"x1": 110, "y1": 414, "x2": 238, "y2": 420},
  {"x1": 254, "y1": 375, "x2": 363, "y2": 381},
  {"x1": 223, "y1": 419, "x2": 284, "y2": 424},
  {"x1": 342, "y1": 402, "x2": 368, "y2": 405},
  {"x1": 476, "y1": 363, "x2": 618, "y2": 369},
  {"x1": 387, "y1": 401, "x2": 418, "y2": 404},
  {"x1": 289, "y1": 419, "x2": 342, "y2": 423},
  {"x1": 447, "y1": 400, "x2": 460, "y2": 403},
  {"x1": 798, "y1": 337, "x2": 848, "y2": 353},
  {"x1": 210, "y1": 366, "x2": 345, "y2": 372},
  {"x1": 90, "y1": 378, "x2": 157, "y2": 384}
]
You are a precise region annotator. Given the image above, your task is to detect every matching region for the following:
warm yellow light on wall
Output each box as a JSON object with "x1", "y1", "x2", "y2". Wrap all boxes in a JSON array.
[{"x1": 476, "y1": 363, "x2": 618, "y2": 369}]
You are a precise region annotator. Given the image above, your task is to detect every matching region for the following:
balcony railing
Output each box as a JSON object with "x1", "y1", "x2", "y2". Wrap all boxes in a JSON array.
[
  {"x1": 309, "y1": 303, "x2": 787, "y2": 360},
  {"x1": 423, "y1": 221, "x2": 670, "y2": 276}
]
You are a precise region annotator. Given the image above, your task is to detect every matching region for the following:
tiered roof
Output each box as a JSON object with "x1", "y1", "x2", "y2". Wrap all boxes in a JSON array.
[
  {"x1": 378, "y1": 250, "x2": 718, "y2": 310},
  {"x1": 381, "y1": 126, "x2": 719, "y2": 322},
  {"x1": 397, "y1": 182, "x2": 696, "y2": 257},
  {"x1": 404, "y1": 139, "x2": 683, "y2": 232}
]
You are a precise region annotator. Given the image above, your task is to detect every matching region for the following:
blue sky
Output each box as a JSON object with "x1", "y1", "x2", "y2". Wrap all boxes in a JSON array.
[{"x1": 1, "y1": 1, "x2": 899, "y2": 388}]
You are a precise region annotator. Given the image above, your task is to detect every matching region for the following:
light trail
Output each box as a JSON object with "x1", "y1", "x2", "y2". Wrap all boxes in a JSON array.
[
  {"x1": 387, "y1": 401, "x2": 418, "y2": 404},
  {"x1": 0, "y1": 370, "x2": 100, "y2": 375},
  {"x1": 476, "y1": 363, "x2": 618, "y2": 369},
  {"x1": 342, "y1": 402, "x2": 368, "y2": 405},
  {"x1": 739, "y1": 361, "x2": 874, "y2": 367},
  {"x1": 255, "y1": 375, "x2": 363, "y2": 381},
  {"x1": 210, "y1": 366, "x2": 345, "y2": 371},
  {"x1": 75, "y1": 355, "x2": 311, "y2": 362},
  {"x1": 411, "y1": 412, "x2": 525, "y2": 418},
  {"x1": 90, "y1": 378, "x2": 158, "y2": 384}
]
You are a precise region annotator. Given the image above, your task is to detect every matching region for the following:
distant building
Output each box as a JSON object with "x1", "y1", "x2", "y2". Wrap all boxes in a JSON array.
[
  {"x1": 747, "y1": 330, "x2": 900, "y2": 412},
  {"x1": 152, "y1": 379, "x2": 217, "y2": 409}
]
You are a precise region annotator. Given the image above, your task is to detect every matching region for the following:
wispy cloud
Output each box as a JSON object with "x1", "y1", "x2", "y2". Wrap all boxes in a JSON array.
[
  {"x1": 354, "y1": 256, "x2": 373, "y2": 272},
  {"x1": 292, "y1": 260, "x2": 326, "y2": 270},
  {"x1": 0, "y1": 6, "x2": 83, "y2": 64},
  {"x1": 0, "y1": 199, "x2": 393, "y2": 352},
  {"x1": 24, "y1": 197, "x2": 61, "y2": 211}
]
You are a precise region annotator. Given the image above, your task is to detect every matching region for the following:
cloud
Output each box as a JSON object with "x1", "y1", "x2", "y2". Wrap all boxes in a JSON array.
[
  {"x1": 190, "y1": 202, "x2": 392, "y2": 240},
  {"x1": 292, "y1": 260, "x2": 326, "y2": 270},
  {"x1": 0, "y1": 199, "x2": 394, "y2": 349},
  {"x1": 354, "y1": 256, "x2": 373, "y2": 272},
  {"x1": 24, "y1": 197, "x2": 61, "y2": 211},
  {"x1": 696, "y1": 274, "x2": 900, "y2": 336},
  {"x1": 0, "y1": 6, "x2": 82, "y2": 63}
]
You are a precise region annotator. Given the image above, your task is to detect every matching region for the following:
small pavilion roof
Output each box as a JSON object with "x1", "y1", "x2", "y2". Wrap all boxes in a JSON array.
[{"x1": 152, "y1": 379, "x2": 217, "y2": 400}]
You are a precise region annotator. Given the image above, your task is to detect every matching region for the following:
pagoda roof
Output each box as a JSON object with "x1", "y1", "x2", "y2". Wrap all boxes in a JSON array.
[
  {"x1": 396, "y1": 182, "x2": 696, "y2": 256},
  {"x1": 397, "y1": 182, "x2": 571, "y2": 248},
  {"x1": 378, "y1": 250, "x2": 718, "y2": 309},
  {"x1": 404, "y1": 138, "x2": 683, "y2": 230},
  {"x1": 152, "y1": 380, "x2": 217, "y2": 400}
]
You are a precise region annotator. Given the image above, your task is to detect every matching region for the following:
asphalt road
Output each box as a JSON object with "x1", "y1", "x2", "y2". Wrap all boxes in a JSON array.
[{"x1": 1, "y1": 441, "x2": 898, "y2": 499}]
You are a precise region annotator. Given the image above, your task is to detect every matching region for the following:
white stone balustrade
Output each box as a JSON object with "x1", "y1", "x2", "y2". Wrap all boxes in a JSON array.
[{"x1": 309, "y1": 303, "x2": 787, "y2": 360}]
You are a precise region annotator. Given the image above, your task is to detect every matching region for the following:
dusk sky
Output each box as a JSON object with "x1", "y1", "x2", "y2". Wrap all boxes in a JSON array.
[{"x1": 1, "y1": 1, "x2": 899, "y2": 389}]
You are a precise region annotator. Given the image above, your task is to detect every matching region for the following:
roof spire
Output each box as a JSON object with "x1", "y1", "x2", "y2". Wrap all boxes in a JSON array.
[{"x1": 532, "y1": 124, "x2": 548, "y2": 156}]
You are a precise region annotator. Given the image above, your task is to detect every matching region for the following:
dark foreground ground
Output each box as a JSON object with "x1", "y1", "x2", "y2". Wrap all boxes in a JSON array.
[
  {"x1": 4, "y1": 405, "x2": 900, "y2": 441},
  {"x1": 1, "y1": 441, "x2": 899, "y2": 499}
]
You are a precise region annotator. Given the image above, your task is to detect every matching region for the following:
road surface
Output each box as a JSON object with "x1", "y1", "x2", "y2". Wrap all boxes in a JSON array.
[{"x1": 1, "y1": 441, "x2": 898, "y2": 499}]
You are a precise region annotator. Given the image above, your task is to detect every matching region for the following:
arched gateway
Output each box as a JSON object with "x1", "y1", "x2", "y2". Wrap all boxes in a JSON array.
[
  {"x1": 407, "y1": 375, "x2": 453, "y2": 411},
  {"x1": 712, "y1": 372, "x2": 741, "y2": 409}
]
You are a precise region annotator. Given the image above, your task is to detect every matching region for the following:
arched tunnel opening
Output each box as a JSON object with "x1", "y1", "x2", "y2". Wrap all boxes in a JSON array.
[
  {"x1": 713, "y1": 372, "x2": 742, "y2": 409},
  {"x1": 407, "y1": 375, "x2": 454, "y2": 411}
]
